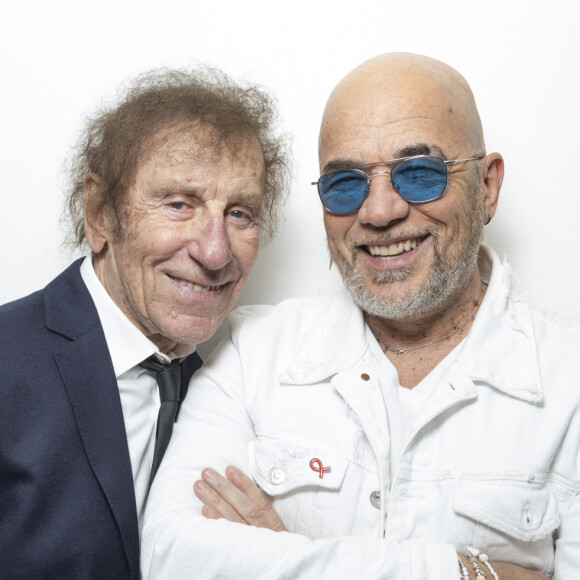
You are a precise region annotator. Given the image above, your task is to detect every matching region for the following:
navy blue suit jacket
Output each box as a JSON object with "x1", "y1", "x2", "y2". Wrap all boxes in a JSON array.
[{"x1": 0, "y1": 260, "x2": 202, "y2": 579}]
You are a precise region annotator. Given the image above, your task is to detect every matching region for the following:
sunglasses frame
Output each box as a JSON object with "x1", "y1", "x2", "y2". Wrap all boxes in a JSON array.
[{"x1": 313, "y1": 154, "x2": 485, "y2": 215}]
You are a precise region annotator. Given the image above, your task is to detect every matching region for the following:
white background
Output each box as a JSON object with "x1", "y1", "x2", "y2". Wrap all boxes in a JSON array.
[{"x1": 1, "y1": 0, "x2": 579, "y2": 356}]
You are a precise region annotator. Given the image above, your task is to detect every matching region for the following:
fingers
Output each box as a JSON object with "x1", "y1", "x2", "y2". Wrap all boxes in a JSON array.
[
  {"x1": 225, "y1": 466, "x2": 286, "y2": 532},
  {"x1": 200, "y1": 504, "x2": 221, "y2": 520},
  {"x1": 224, "y1": 466, "x2": 274, "y2": 513},
  {"x1": 193, "y1": 474, "x2": 247, "y2": 525},
  {"x1": 194, "y1": 466, "x2": 286, "y2": 532}
]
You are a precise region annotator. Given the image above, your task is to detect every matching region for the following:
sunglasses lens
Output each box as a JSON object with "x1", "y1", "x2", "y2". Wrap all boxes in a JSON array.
[
  {"x1": 317, "y1": 157, "x2": 448, "y2": 212},
  {"x1": 391, "y1": 156, "x2": 447, "y2": 202},
  {"x1": 317, "y1": 170, "x2": 367, "y2": 214}
]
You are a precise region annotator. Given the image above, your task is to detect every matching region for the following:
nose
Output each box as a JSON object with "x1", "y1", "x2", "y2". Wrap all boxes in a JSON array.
[
  {"x1": 188, "y1": 213, "x2": 233, "y2": 271},
  {"x1": 357, "y1": 172, "x2": 410, "y2": 227}
]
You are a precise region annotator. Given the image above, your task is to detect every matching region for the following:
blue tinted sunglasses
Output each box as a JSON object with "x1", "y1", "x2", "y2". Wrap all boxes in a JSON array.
[{"x1": 313, "y1": 155, "x2": 484, "y2": 214}]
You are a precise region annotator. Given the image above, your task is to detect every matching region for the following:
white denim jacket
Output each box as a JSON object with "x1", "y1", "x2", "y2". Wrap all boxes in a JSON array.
[{"x1": 142, "y1": 246, "x2": 580, "y2": 579}]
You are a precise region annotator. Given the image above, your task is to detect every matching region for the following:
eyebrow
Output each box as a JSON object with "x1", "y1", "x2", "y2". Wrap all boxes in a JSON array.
[
  {"x1": 153, "y1": 184, "x2": 264, "y2": 214},
  {"x1": 153, "y1": 183, "x2": 203, "y2": 197},
  {"x1": 394, "y1": 143, "x2": 446, "y2": 159},
  {"x1": 321, "y1": 143, "x2": 448, "y2": 174}
]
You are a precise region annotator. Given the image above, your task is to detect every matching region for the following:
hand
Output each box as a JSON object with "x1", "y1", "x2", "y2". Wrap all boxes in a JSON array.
[
  {"x1": 193, "y1": 466, "x2": 287, "y2": 532},
  {"x1": 489, "y1": 562, "x2": 549, "y2": 580},
  {"x1": 458, "y1": 554, "x2": 550, "y2": 580}
]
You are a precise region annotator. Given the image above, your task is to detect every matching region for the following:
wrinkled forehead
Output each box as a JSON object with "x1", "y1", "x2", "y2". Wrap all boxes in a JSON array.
[
  {"x1": 141, "y1": 122, "x2": 263, "y2": 167},
  {"x1": 119, "y1": 124, "x2": 266, "y2": 197},
  {"x1": 319, "y1": 61, "x2": 483, "y2": 166}
]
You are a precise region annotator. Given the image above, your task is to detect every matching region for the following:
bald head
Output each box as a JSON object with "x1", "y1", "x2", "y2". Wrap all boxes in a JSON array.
[{"x1": 319, "y1": 53, "x2": 485, "y2": 168}]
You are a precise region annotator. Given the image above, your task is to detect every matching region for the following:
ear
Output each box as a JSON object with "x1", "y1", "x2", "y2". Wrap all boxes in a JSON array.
[
  {"x1": 83, "y1": 173, "x2": 109, "y2": 254},
  {"x1": 482, "y1": 152, "x2": 504, "y2": 220}
]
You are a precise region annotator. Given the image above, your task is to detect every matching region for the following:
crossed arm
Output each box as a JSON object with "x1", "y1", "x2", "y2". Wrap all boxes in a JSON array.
[{"x1": 194, "y1": 466, "x2": 550, "y2": 580}]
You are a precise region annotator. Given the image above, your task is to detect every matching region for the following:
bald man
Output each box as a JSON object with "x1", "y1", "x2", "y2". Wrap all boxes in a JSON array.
[{"x1": 141, "y1": 54, "x2": 579, "y2": 579}]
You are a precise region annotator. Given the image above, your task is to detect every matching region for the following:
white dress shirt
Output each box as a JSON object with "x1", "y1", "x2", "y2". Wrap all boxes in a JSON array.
[{"x1": 80, "y1": 256, "x2": 196, "y2": 532}]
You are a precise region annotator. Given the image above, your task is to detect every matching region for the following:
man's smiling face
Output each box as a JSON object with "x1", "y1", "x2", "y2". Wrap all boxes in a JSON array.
[
  {"x1": 319, "y1": 54, "x2": 488, "y2": 321},
  {"x1": 89, "y1": 127, "x2": 265, "y2": 351}
]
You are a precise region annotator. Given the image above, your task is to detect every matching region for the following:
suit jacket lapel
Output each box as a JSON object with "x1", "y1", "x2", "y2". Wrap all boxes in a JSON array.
[{"x1": 45, "y1": 261, "x2": 140, "y2": 578}]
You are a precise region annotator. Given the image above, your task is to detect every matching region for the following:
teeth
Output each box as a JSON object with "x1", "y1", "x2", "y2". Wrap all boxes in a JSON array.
[
  {"x1": 176, "y1": 278, "x2": 221, "y2": 292},
  {"x1": 367, "y1": 237, "x2": 421, "y2": 257}
]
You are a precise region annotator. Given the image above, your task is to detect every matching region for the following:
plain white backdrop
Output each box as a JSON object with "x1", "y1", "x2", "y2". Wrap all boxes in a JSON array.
[{"x1": 1, "y1": 0, "x2": 579, "y2": 355}]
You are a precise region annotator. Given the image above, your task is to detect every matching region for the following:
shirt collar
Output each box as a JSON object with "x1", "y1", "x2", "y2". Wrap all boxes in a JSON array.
[
  {"x1": 458, "y1": 245, "x2": 543, "y2": 402},
  {"x1": 80, "y1": 255, "x2": 197, "y2": 378},
  {"x1": 279, "y1": 289, "x2": 368, "y2": 384}
]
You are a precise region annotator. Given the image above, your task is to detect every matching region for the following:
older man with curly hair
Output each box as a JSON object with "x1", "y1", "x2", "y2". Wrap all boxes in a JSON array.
[{"x1": 0, "y1": 66, "x2": 289, "y2": 580}]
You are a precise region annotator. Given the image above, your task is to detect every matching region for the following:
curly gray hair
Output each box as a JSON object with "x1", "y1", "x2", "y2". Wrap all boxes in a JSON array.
[{"x1": 63, "y1": 66, "x2": 291, "y2": 247}]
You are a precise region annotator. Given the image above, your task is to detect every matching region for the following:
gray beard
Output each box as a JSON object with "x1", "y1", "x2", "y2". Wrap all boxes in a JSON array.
[{"x1": 336, "y1": 218, "x2": 484, "y2": 321}]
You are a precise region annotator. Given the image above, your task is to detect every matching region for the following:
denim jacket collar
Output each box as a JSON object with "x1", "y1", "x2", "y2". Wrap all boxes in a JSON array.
[
  {"x1": 458, "y1": 247, "x2": 543, "y2": 403},
  {"x1": 280, "y1": 245, "x2": 543, "y2": 404}
]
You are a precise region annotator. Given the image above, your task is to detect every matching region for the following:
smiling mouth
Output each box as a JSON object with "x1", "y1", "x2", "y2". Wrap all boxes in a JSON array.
[
  {"x1": 365, "y1": 236, "x2": 426, "y2": 258},
  {"x1": 170, "y1": 275, "x2": 226, "y2": 293}
]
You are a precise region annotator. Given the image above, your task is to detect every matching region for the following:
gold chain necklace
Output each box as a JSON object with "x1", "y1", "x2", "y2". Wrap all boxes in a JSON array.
[{"x1": 374, "y1": 282, "x2": 485, "y2": 356}]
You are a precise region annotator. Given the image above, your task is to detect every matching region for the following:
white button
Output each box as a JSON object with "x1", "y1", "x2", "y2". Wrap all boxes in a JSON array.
[
  {"x1": 370, "y1": 490, "x2": 380, "y2": 509},
  {"x1": 268, "y1": 468, "x2": 285, "y2": 485}
]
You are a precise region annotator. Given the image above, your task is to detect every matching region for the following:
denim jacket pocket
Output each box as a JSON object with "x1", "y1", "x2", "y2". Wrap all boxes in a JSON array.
[
  {"x1": 454, "y1": 479, "x2": 560, "y2": 542},
  {"x1": 249, "y1": 438, "x2": 349, "y2": 496}
]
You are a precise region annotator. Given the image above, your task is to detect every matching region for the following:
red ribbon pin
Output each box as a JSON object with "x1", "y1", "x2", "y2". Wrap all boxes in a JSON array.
[{"x1": 309, "y1": 458, "x2": 331, "y2": 478}]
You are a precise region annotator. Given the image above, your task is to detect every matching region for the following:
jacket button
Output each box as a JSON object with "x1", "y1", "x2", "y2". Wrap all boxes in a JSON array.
[
  {"x1": 370, "y1": 490, "x2": 380, "y2": 509},
  {"x1": 361, "y1": 373, "x2": 370, "y2": 381},
  {"x1": 268, "y1": 468, "x2": 285, "y2": 485}
]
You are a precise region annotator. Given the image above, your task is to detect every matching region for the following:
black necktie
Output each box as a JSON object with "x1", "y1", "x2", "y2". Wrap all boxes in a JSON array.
[{"x1": 139, "y1": 355, "x2": 183, "y2": 489}]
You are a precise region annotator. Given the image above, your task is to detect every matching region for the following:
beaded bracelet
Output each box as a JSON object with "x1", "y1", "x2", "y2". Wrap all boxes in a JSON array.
[
  {"x1": 457, "y1": 556, "x2": 469, "y2": 580},
  {"x1": 462, "y1": 546, "x2": 487, "y2": 579},
  {"x1": 478, "y1": 553, "x2": 499, "y2": 580}
]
